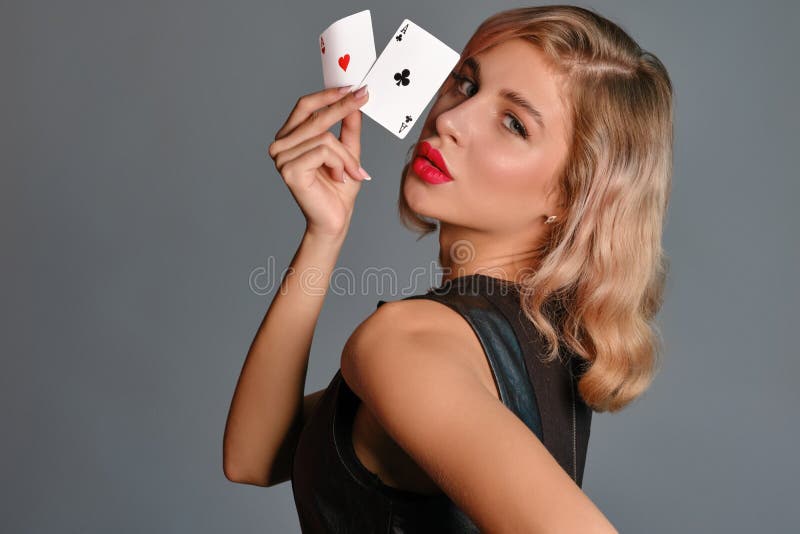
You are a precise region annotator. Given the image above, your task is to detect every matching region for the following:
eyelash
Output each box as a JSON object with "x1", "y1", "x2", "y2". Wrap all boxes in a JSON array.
[{"x1": 449, "y1": 71, "x2": 529, "y2": 139}]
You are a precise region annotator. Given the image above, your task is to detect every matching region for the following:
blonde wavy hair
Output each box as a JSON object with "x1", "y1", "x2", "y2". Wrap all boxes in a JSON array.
[{"x1": 397, "y1": 5, "x2": 674, "y2": 413}]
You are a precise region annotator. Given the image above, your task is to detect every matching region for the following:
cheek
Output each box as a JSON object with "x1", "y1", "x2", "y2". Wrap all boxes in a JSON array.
[
  {"x1": 466, "y1": 154, "x2": 551, "y2": 219},
  {"x1": 473, "y1": 149, "x2": 537, "y2": 195}
]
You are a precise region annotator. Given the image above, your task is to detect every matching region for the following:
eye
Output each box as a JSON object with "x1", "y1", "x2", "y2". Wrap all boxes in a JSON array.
[
  {"x1": 451, "y1": 72, "x2": 478, "y2": 97},
  {"x1": 501, "y1": 114, "x2": 528, "y2": 139},
  {"x1": 449, "y1": 72, "x2": 529, "y2": 139}
]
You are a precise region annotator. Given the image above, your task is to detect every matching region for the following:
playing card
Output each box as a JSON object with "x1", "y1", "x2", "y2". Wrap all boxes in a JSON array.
[
  {"x1": 319, "y1": 10, "x2": 376, "y2": 90},
  {"x1": 355, "y1": 19, "x2": 460, "y2": 139}
]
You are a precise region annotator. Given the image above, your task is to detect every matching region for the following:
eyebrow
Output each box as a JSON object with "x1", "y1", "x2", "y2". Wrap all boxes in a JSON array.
[{"x1": 463, "y1": 57, "x2": 546, "y2": 131}]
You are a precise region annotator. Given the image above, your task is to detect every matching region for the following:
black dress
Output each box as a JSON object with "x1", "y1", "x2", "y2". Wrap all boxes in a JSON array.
[{"x1": 290, "y1": 273, "x2": 593, "y2": 533}]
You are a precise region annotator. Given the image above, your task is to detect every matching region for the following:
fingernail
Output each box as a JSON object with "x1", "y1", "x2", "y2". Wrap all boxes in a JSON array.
[
  {"x1": 354, "y1": 85, "x2": 368, "y2": 99},
  {"x1": 358, "y1": 167, "x2": 371, "y2": 181},
  {"x1": 338, "y1": 85, "x2": 353, "y2": 94}
]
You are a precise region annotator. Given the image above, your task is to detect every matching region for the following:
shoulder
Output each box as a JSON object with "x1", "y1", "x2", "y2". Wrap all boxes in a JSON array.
[
  {"x1": 341, "y1": 297, "x2": 490, "y2": 398},
  {"x1": 340, "y1": 300, "x2": 615, "y2": 531}
]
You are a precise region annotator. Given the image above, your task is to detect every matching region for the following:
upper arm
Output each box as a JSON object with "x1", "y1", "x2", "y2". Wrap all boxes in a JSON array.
[
  {"x1": 341, "y1": 300, "x2": 617, "y2": 534},
  {"x1": 263, "y1": 387, "x2": 327, "y2": 487},
  {"x1": 300, "y1": 388, "x2": 327, "y2": 424}
]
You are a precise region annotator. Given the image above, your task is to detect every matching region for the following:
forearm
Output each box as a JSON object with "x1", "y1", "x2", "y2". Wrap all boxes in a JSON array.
[{"x1": 223, "y1": 229, "x2": 345, "y2": 483}]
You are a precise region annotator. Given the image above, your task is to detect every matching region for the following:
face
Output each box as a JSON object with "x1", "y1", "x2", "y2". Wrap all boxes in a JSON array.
[{"x1": 403, "y1": 38, "x2": 572, "y2": 235}]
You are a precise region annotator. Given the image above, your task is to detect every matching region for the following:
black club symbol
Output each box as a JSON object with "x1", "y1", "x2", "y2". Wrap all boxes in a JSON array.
[
  {"x1": 394, "y1": 69, "x2": 410, "y2": 87},
  {"x1": 395, "y1": 34, "x2": 403, "y2": 42},
  {"x1": 405, "y1": 115, "x2": 412, "y2": 123}
]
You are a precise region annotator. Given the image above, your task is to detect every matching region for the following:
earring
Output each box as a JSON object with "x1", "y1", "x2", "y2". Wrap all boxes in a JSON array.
[{"x1": 544, "y1": 215, "x2": 557, "y2": 225}]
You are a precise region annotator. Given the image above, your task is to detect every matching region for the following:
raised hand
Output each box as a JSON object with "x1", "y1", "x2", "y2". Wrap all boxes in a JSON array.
[{"x1": 267, "y1": 85, "x2": 371, "y2": 240}]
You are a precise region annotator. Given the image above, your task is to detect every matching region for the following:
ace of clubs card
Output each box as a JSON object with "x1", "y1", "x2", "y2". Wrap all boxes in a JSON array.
[{"x1": 354, "y1": 19, "x2": 460, "y2": 139}]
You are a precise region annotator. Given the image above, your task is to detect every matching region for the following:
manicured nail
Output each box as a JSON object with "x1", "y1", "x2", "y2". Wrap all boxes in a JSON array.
[
  {"x1": 358, "y1": 167, "x2": 371, "y2": 181},
  {"x1": 354, "y1": 85, "x2": 368, "y2": 99},
  {"x1": 338, "y1": 85, "x2": 353, "y2": 94}
]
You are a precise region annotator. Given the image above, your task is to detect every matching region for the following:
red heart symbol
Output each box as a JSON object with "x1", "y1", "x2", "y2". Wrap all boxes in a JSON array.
[{"x1": 338, "y1": 54, "x2": 350, "y2": 72}]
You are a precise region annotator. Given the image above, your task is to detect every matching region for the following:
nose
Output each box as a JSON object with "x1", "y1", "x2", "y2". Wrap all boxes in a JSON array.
[{"x1": 433, "y1": 97, "x2": 471, "y2": 147}]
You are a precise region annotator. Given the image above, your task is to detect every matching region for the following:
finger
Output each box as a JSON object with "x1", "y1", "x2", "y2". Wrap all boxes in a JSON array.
[
  {"x1": 339, "y1": 108, "x2": 363, "y2": 161},
  {"x1": 269, "y1": 86, "x2": 368, "y2": 160},
  {"x1": 281, "y1": 144, "x2": 348, "y2": 189},
  {"x1": 273, "y1": 85, "x2": 354, "y2": 141},
  {"x1": 275, "y1": 131, "x2": 368, "y2": 182}
]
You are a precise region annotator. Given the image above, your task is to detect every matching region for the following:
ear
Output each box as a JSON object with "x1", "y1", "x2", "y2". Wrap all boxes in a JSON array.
[{"x1": 543, "y1": 179, "x2": 566, "y2": 217}]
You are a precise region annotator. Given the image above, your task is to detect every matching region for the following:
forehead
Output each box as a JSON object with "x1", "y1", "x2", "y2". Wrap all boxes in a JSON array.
[{"x1": 471, "y1": 39, "x2": 569, "y2": 136}]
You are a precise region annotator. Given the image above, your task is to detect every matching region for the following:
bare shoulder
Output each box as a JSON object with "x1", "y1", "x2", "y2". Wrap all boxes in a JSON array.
[
  {"x1": 341, "y1": 297, "x2": 497, "y2": 400},
  {"x1": 350, "y1": 297, "x2": 469, "y2": 338},
  {"x1": 340, "y1": 298, "x2": 618, "y2": 532}
]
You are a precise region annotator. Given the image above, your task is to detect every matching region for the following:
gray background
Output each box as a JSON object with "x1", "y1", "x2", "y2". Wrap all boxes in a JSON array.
[{"x1": 2, "y1": 0, "x2": 797, "y2": 532}]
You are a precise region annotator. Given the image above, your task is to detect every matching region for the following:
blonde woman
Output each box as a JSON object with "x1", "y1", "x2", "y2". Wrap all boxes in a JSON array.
[{"x1": 224, "y1": 5, "x2": 672, "y2": 532}]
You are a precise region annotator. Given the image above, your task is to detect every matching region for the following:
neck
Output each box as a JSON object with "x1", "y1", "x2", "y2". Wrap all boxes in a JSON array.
[{"x1": 437, "y1": 222, "x2": 543, "y2": 286}]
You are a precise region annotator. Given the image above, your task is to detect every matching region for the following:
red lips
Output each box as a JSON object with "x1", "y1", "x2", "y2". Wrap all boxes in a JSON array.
[{"x1": 417, "y1": 141, "x2": 453, "y2": 180}]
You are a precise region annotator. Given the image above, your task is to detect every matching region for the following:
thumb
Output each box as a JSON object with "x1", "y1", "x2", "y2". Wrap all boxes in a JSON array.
[{"x1": 339, "y1": 109, "x2": 362, "y2": 161}]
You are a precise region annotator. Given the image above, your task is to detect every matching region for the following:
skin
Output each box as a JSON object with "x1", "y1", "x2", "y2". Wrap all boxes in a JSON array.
[
  {"x1": 403, "y1": 38, "x2": 572, "y2": 283},
  {"x1": 351, "y1": 38, "x2": 575, "y2": 494},
  {"x1": 228, "y1": 36, "x2": 616, "y2": 532},
  {"x1": 349, "y1": 302, "x2": 505, "y2": 495},
  {"x1": 343, "y1": 39, "x2": 617, "y2": 531}
]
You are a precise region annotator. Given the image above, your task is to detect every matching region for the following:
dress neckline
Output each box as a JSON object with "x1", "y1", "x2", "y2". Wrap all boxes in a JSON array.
[
  {"x1": 437, "y1": 272, "x2": 522, "y2": 287},
  {"x1": 428, "y1": 272, "x2": 523, "y2": 295}
]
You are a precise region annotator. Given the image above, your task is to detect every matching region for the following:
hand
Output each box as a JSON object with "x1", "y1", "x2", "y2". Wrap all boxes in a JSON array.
[{"x1": 267, "y1": 85, "x2": 370, "y2": 240}]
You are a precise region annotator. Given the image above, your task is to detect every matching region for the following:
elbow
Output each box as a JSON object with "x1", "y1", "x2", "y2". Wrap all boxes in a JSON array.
[
  {"x1": 222, "y1": 460, "x2": 242, "y2": 484},
  {"x1": 223, "y1": 458, "x2": 270, "y2": 487},
  {"x1": 222, "y1": 435, "x2": 272, "y2": 486},
  {"x1": 222, "y1": 459, "x2": 247, "y2": 484}
]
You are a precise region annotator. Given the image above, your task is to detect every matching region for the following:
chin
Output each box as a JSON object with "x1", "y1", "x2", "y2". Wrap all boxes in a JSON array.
[{"x1": 402, "y1": 170, "x2": 438, "y2": 218}]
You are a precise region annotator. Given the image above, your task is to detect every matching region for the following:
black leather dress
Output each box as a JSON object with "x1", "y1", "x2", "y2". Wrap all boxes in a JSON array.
[{"x1": 291, "y1": 273, "x2": 593, "y2": 533}]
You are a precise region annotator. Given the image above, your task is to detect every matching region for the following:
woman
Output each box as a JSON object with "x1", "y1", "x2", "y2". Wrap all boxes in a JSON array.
[{"x1": 224, "y1": 5, "x2": 672, "y2": 532}]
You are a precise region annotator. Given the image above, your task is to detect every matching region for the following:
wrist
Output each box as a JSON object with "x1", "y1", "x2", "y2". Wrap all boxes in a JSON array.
[{"x1": 303, "y1": 226, "x2": 348, "y2": 249}]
